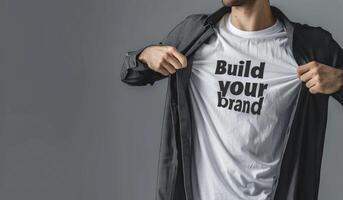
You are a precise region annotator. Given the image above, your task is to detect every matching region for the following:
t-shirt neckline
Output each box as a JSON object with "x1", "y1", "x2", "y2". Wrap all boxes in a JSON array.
[{"x1": 227, "y1": 13, "x2": 283, "y2": 38}]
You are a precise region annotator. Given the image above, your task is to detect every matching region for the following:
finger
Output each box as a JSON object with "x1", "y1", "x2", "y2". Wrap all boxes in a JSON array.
[
  {"x1": 309, "y1": 84, "x2": 319, "y2": 94},
  {"x1": 170, "y1": 48, "x2": 187, "y2": 68},
  {"x1": 300, "y1": 70, "x2": 314, "y2": 82},
  {"x1": 305, "y1": 77, "x2": 317, "y2": 88},
  {"x1": 166, "y1": 54, "x2": 183, "y2": 69},
  {"x1": 297, "y1": 63, "x2": 312, "y2": 77},
  {"x1": 156, "y1": 67, "x2": 170, "y2": 76},
  {"x1": 161, "y1": 60, "x2": 177, "y2": 74}
]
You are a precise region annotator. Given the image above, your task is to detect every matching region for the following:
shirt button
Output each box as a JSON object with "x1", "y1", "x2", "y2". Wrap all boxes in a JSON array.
[{"x1": 273, "y1": 176, "x2": 278, "y2": 184}]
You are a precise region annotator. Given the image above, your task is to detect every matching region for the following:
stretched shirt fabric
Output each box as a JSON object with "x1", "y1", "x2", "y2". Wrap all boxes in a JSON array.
[{"x1": 189, "y1": 12, "x2": 302, "y2": 200}]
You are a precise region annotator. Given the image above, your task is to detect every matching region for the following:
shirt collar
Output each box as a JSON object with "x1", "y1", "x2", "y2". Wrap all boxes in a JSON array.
[{"x1": 204, "y1": 5, "x2": 296, "y2": 50}]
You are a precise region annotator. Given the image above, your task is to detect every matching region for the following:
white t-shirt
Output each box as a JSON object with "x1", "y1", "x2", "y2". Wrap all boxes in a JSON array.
[{"x1": 189, "y1": 13, "x2": 302, "y2": 200}]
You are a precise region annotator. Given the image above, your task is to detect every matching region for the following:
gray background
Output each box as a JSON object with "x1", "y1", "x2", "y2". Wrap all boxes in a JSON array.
[{"x1": 1, "y1": 0, "x2": 343, "y2": 199}]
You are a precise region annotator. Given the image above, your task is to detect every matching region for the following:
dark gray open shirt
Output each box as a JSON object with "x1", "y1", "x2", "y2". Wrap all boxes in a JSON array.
[{"x1": 121, "y1": 5, "x2": 343, "y2": 200}]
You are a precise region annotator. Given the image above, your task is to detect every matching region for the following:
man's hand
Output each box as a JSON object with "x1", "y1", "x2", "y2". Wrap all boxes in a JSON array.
[
  {"x1": 138, "y1": 45, "x2": 188, "y2": 76},
  {"x1": 297, "y1": 61, "x2": 343, "y2": 94}
]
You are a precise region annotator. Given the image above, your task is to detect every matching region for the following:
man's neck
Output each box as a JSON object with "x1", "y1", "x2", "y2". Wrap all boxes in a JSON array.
[{"x1": 230, "y1": 1, "x2": 276, "y2": 31}]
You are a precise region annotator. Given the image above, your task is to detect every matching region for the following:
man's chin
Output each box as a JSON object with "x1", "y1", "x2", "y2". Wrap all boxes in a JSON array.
[{"x1": 222, "y1": 0, "x2": 249, "y2": 7}]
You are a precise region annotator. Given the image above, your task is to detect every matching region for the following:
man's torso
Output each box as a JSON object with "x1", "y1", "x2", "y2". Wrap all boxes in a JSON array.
[{"x1": 189, "y1": 12, "x2": 302, "y2": 200}]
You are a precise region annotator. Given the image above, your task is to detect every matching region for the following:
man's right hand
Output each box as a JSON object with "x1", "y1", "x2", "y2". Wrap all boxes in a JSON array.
[{"x1": 138, "y1": 45, "x2": 188, "y2": 76}]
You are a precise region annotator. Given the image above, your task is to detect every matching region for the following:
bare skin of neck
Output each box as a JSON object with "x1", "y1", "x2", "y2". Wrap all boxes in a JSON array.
[{"x1": 230, "y1": 0, "x2": 276, "y2": 31}]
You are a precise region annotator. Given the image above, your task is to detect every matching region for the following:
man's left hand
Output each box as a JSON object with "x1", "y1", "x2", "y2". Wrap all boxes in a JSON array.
[{"x1": 297, "y1": 61, "x2": 343, "y2": 94}]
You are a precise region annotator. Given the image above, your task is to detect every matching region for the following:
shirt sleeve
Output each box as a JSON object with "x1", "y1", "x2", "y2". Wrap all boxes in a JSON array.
[
  {"x1": 120, "y1": 15, "x2": 191, "y2": 86},
  {"x1": 327, "y1": 32, "x2": 343, "y2": 105}
]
